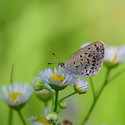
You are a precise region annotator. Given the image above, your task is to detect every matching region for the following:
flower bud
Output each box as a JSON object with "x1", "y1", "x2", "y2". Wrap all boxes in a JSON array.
[
  {"x1": 33, "y1": 77, "x2": 45, "y2": 91},
  {"x1": 35, "y1": 89, "x2": 53, "y2": 102},
  {"x1": 59, "y1": 100, "x2": 67, "y2": 109},
  {"x1": 45, "y1": 112, "x2": 58, "y2": 124},
  {"x1": 74, "y1": 78, "x2": 89, "y2": 94}
]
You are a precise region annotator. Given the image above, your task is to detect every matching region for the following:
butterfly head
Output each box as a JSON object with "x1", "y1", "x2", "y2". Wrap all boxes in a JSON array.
[{"x1": 58, "y1": 62, "x2": 65, "y2": 68}]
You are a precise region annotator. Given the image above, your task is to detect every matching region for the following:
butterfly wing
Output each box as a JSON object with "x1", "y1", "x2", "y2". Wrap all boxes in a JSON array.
[{"x1": 65, "y1": 41, "x2": 104, "y2": 77}]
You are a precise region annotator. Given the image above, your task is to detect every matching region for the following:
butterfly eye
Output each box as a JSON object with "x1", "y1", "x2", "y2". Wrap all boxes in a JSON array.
[{"x1": 59, "y1": 63, "x2": 64, "y2": 68}]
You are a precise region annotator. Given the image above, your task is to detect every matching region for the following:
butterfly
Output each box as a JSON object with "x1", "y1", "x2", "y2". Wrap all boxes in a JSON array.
[{"x1": 59, "y1": 41, "x2": 105, "y2": 77}]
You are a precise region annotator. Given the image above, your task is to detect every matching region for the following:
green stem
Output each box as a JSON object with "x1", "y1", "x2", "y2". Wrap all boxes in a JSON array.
[
  {"x1": 54, "y1": 90, "x2": 59, "y2": 112},
  {"x1": 8, "y1": 107, "x2": 12, "y2": 125},
  {"x1": 53, "y1": 91, "x2": 59, "y2": 125},
  {"x1": 108, "y1": 68, "x2": 125, "y2": 83},
  {"x1": 17, "y1": 110, "x2": 26, "y2": 125},
  {"x1": 8, "y1": 64, "x2": 14, "y2": 125},
  {"x1": 10, "y1": 64, "x2": 14, "y2": 84},
  {"x1": 81, "y1": 68, "x2": 110, "y2": 125},
  {"x1": 89, "y1": 78, "x2": 95, "y2": 100},
  {"x1": 58, "y1": 91, "x2": 76, "y2": 103}
]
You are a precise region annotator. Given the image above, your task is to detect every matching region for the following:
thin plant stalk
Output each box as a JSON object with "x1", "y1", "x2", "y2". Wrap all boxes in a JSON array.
[
  {"x1": 53, "y1": 90, "x2": 59, "y2": 125},
  {"x1": 108, "y1": 68, "x2": 125, "y2": 83},
  {"x1": 54, "y1": 90, "x2": 59, "y2": 112},
  {"x1": 8, "y1": 64, "x2": 14, "y2": 125},
  {"x1": 81, "y1": 68, "x2": 110, "y2": 125},
  {"x1": 17, "y1": 110, "x2": 26, "y2": 125},
  {"x1": 58, "y1": 91, "x2": 76, "y2": 103},
  {"x1": 89, "y1": 78, "x2": 95, "y2": 100}
]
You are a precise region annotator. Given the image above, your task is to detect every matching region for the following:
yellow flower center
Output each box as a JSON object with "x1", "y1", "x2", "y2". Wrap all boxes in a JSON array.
[
  {"x1": 8, "y1": 92, "x2": 22, "y2": 106},
  {"x1": 113, "y1": 54, "x2": 117, "y2": 63},
  {"x1": 50, "y1": 74, "x2": 65, "y2": 85},
  {"x1": 36, "y1": 116, "x2": 51, "y2": 125}
]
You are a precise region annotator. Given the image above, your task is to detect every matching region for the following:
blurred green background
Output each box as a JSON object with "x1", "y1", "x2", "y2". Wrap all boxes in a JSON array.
[{"x1": 0, "y1": 0, "x2": 125, "y2": 125}]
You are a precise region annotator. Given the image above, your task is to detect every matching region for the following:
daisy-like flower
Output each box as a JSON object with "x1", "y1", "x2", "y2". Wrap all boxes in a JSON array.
[
  {"x1": 74, "y1": 78, "x2": 89, "y2": 94},
  {"x1": 104, "y1": 45, "x2": 125, "y2": 68},
  {"x1": 0, "y1": 82, "x2": 33, "y2": 110},
  {"x1": 28, "y1": 116, "x2": 51, "y2": 125},
  {"x1": 38, "y1": 68, "x2": 75, "y2": 91},
  {"x1": 28, "y1": 106, "x2": 52, "y2": 125}
]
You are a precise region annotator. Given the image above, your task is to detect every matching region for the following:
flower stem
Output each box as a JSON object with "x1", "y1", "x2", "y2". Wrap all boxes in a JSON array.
[
  {"x1": 89, "y1": 78, "x2": 95, "y2": 100},
  {"x1": 58, "y1": 91, "x2": 76, "y2": 103},
  {"x1": 81, "y1": 68, "x2": 110, "y2": 125},
  {"x1": 8, "y1": 64, "x2": 14, "y2": 125},
  {"x1": 10, "y1": 64, "x2": 14, "y2": 84},
  {"x1": 54, "y1": 90, "x2": 59, "y2": 112},
  {"x1": 17, "y1": 110, "x2": 26, "y2": 125},
  {"x1": 8, "y1": 107, "x2": 12, "y2": 125},
  {"x1": 53, "y1": 91, "x2": 59, "y2": 125},
  {"x1": 108, "y1": 68, "x2": 125, "y2": 83}
]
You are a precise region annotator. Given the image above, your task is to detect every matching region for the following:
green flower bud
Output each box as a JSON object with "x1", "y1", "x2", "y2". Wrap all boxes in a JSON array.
[
  {"x1": 35, "y1": 89, "x2": 53, "y2": 102},
  {"x1": 33, "y1": 77, "x2": 45, "y2": 91},
  {"x1": 59, "y1": 100, "x2": 67, "y2": 109},
  {"x1": 45, "y1": 112, "x2": 58, "y2": 124}
]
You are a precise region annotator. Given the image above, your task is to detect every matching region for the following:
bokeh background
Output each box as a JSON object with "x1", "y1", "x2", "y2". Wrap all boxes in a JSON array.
[{"x1": 0, "y1": 0, "x2": 125, "y2": 125}]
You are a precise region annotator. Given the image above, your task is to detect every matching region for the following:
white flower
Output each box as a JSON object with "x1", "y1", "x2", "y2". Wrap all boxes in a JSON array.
[
  {"x1": 38, "y1": 68, "x2": 75, "y2": 90},
  {"x1": 28, "y1": 116, "x2": 51, "y2": 125},
  {"x1": 28, "y1": 106, "x2": 51, "y2": 125},
  {"x1": 0, "y1": 82, "x2": 33, "y2": 109},
  {"x1": 104, "y1": 45, "x2": 125, "y2": 67},
  {"x1": 74, "y1": 78, "x2": 89, "y2": 94}
]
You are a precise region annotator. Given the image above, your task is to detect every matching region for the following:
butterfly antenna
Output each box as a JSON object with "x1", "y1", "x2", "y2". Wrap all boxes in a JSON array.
[
  {"x1": 48, "y1": 62, "x2": 59, "y2": 65},
  {"x1": 52, "y1": 53, "x2": 63, "y2": 62}
]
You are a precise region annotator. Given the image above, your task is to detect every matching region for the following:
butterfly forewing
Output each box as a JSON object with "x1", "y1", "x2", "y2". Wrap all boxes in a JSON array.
[{"x1": 65, "y1": 41, "x2": 104, "y2": 77}]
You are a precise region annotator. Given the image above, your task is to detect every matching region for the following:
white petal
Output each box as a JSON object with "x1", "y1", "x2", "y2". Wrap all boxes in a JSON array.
[
  {"x1": 1, "y1": 86, "x2": 9, "y2": 98},
  {"x1": 54, "y1": 67, "x2": 57, "y2": 74}
]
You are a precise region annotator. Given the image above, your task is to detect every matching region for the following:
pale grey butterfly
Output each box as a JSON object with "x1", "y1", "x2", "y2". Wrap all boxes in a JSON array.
[{"x1": 58, "y1": 41, "x2": 105, "y2": 77}]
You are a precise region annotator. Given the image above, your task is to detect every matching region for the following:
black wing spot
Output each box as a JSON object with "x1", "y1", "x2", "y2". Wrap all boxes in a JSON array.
[
  {"x1": 81, "y1": 59, "x2": 83, "y2": 61},
  {"x1": 73, "y1": 62, "x2": 75, "y2": 64},
  {"x1": 88, "y1": 53, "x2": 93, "y2": 57},
  {"x1": 80, "y1": 62, "x2": 83, "y2": 65},
  {"x1": 80, "y1": 55, "x2": 82, "y2": 58},
  {"x1": 91, "y1": 67, "x2": 94, "y2": 70},
  {"x1": 84, "y1": 53, "x2": 88, "y2": 54},
  {"x1": 76, "y1": 66, "x2": 78, "y2": 68}
]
